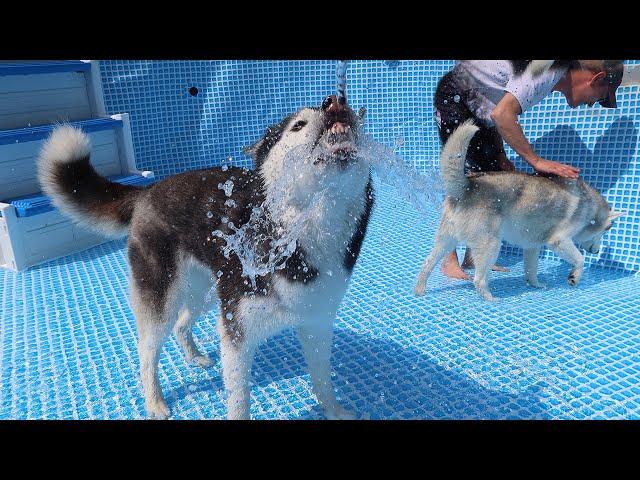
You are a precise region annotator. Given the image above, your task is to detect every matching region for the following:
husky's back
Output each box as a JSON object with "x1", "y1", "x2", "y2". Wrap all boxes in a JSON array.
[{"x1": 452, "y1": 171, "x2": 610, "y2": 248}]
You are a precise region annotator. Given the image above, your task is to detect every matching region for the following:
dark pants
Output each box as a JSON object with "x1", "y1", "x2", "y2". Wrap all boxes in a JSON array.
[{"x1": 434, "y1": 70, "x2": 506, "y2": 173}]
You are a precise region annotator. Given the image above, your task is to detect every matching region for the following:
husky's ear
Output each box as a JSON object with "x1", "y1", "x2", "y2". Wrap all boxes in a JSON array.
[{"x1": 608, "y1": 211, "x2": 625, "y2": 221}]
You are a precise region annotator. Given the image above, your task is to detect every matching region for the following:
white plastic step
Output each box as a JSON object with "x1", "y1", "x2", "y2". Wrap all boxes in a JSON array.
[
  {"x1": 0, "y1": 60, "x2": 105, "y2": 130},
  {"x1": 0, "y1": 113, "x2": 153, "y2": 272}
]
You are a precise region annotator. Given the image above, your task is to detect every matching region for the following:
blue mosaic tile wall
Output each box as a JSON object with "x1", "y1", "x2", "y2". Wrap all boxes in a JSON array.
[{"x1": 99, "y1": 60, "x2": 639, "y2": 272}]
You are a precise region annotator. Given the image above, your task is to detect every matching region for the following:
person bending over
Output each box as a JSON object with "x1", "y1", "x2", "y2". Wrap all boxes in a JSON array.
[{"x1": 433, "y1": 59, "x2": 625, "y2": 280}]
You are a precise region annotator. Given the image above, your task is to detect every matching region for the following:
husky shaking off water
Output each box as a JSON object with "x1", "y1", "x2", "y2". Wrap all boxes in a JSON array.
[
  {"x1": 415, "y1": 119, "x2": 623, "y2": 302},
  {"x1": 39, "y1": 95, "x2": 374, "y2": 420}
]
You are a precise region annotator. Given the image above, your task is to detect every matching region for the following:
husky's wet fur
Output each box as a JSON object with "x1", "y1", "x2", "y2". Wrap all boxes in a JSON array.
[
  {"x1": 39, "y1": 95, "x2": 374, "y2": 419},
  {"x1": 415, "y1": 119, "x2": 623, "y2": 301}
]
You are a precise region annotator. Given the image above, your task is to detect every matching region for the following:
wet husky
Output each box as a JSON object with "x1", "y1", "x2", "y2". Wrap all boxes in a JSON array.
[
  {"x1": 39, "y1": 95, "x2": 374, "y2": 419},
  {"x1": 415, "y1": 119, "x2": 623, "y2": 301}
]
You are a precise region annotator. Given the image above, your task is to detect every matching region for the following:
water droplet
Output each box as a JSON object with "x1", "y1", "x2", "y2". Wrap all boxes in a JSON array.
[
  {"x1": 453, "y1": 94, "x2": 461, "y2": 103},
  {"x1": 221, "y1": 165, "x2": 229, "y2": 171},
  {"x1": 226, "y1": 312, "x2": 233, "y2": 320},
  {"x1": 218, "y1": 180, "x2": 234, "y2": 197},
  {"x1": 206, "y1": 211, "x2": 213, "y2": 219}
]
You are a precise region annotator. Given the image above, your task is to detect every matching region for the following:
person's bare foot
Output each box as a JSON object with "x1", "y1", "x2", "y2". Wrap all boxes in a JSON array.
[
  {"x1": 441, "y1": 251, "x2": 471, "y2": 280},
  {"x1": 462, "y1": 249, "x2": 509, "y2": 272}
]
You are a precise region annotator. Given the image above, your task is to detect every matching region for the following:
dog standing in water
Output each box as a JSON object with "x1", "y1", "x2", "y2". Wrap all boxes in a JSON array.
[
  {"x1": 415, "y1": 119, "x2": 623, "y2": 301},
  {"x1": 39, "y1": 94, "x2": 374, "y2": 419}
]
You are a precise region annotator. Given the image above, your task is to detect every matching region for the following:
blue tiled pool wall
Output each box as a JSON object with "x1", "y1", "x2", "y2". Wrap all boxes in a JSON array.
[{"x1": 99, "y1": 60, "x2": 640, "y2": 272}]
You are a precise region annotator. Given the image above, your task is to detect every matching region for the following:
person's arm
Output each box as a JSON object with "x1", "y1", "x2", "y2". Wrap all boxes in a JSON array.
[{"x1": 490, "y1": 93, "x2": 580, "y2": 178}]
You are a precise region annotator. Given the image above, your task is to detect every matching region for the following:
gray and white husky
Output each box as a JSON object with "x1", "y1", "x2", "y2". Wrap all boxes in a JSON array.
[
  {"x1": 38, "y1": 94, "x2": 374, "y2": 420},
  {"x1": 415, "y1": 119, "x2": 623, "y2": 301}
]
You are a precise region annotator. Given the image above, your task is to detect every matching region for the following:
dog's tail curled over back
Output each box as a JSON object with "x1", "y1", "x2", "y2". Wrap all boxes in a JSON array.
[
  {"x1": 38, "y1": 125, "x2": 147, "y2": 237},
  {"x1": 440, "y1": 119, "x2": 479, "y2": 200}
]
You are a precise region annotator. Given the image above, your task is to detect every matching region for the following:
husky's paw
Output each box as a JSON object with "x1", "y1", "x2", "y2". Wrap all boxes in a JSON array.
[
  {"x1": 568, "y1": 270, "x2": 582, "y2": 286},
  {"x1": 480, "y1": 292, "x2": 498, "y2": 302},
  {"x1": 191, "y1": 355, "x2": 214, "y2": 368},
  {"x1": 526, "y1": 279, "x2": 546, "y2": 289},
  {"x1": 146, "y1": 398, "x2": 171, "y2": 420},
  {"x1": 324, "y1": 404, "x2": 357, "y2": 420}
]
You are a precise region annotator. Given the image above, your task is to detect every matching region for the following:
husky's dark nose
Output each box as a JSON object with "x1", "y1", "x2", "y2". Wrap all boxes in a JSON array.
[{"x1": 321, "y1": 94, "x2": 346, "y2": 112}]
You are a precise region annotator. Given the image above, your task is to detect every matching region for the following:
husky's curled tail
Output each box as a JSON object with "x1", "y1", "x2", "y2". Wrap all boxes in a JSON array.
[
  {"x1": 439, "y1": 119, "x2": 479, "y2": 200},
  {"x1": 38, "y1": 125, "x2": 146, "y2": 237}
]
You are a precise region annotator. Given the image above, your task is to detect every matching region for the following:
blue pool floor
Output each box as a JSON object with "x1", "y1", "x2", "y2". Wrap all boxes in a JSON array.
[{"x1": 1, "y1": 179, "x2": 640, "y2": 419}]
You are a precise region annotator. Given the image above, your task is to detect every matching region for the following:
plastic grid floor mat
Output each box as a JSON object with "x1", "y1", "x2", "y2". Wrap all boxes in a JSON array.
[{"x1": 2, "y1": 179, "x2": 639, "y2": 419}]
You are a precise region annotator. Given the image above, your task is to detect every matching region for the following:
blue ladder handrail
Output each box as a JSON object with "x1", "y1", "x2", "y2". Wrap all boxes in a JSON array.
[
  {"x1": 0, "y1": 117, "x2": 123, "y2": 146},
  {"x1": 0, "y1": 61, "x2": 91, "y2": 77}
]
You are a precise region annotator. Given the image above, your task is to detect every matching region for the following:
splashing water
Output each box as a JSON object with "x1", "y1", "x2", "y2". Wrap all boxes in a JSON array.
[
  {"x1": 358, "y1": 134, "x2": 445, "y2": 215},
  {"x1": 335, "y1": 59, "x2": 444, "y2": 214},
  {"x1": 212, "y1": 202, "x2": 299, "y2": 290},
  {"x1": 210, "y1": 130, "x2": 444, "y2": 289}
]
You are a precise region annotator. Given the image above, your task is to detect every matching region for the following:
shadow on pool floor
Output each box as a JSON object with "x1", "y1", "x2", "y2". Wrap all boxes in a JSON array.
[{"x1": 163, "y1": 325, "x2": 550, "y2": 420}]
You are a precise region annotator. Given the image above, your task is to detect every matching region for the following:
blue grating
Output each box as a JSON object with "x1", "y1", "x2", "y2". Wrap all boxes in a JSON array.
[
  {"x1": 2, "y1": 179, "x2": 639, "y2": 420},
  {"x1": 98, "y1": 60, "x2": 640, "y2": 272}
]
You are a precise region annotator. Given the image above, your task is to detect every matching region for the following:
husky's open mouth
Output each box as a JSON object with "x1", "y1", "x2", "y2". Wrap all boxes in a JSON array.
[
  {"x1": 314, "y1": 95, "x2": 359, "y2": 168},
  {"x1": 313, "y1": 133, "x2": 358, "y2": 167}
]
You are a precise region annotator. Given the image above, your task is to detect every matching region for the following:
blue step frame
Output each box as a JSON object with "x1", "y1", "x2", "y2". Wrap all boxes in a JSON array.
[{"x1": 0, "y1": 61, "x2": 91, "y2": 77}]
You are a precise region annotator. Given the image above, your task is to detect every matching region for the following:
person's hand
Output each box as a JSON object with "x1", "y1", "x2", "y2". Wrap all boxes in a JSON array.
[{"x1": 531, "y1": 157, "x2": 580, "y2": 178}]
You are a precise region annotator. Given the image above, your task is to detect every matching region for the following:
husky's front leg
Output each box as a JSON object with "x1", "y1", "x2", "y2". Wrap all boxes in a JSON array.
[
  {"x1": 548, "y1": 237, "x2": 584, "y2": 286},
  {"x1": 219, "y1": 329, "x2": 255, "y2": 420},
  {"x1": 297, "y1": 318, "x2": 356, "y2": 420}
]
